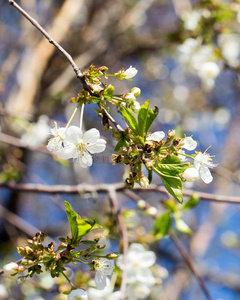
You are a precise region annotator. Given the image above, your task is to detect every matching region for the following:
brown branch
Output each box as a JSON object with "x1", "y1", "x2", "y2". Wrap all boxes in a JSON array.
[
  {"x1": 108, "y1": 188, "x2": 128, "y2": 300},
  {"x1": 0, "y1": 181, "x2": 240, "y2": 203},
  {"x1": 169, "y1": 232, "x2": 213, "y2": 300}
]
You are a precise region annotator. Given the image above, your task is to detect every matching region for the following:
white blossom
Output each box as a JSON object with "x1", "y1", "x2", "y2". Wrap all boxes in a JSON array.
[
  {"x1": 126, "y1": 281, "x2": 152, "y2": 300},
  {"x1": 139, "y1": 176, "x2": 149, "y2": 188},
  {"x1": 117, "y1": 243, "x2": 156, "y2": 285},
  {"x1": 183, "y1": 167, "x2": 199, "y2": 182},
  {"x1": 197, "y1": 61, "x2": 220, "y2": 90},
  {"x1": 194, "y1": 151, "x2": 215, "y2": 184},
  {"x1": 93, "y1": 258, "x2": 115, "y2": 290},
  {"x1": 21, "y1": 115, "x2": 50, "y2": 147},
  {"x1": 88, "y1": 278, "x2": 120, "y2": 300},
  {"x1": 124, "y1": 92, "x2": 136, "y2": 102},
  {"x1": 182, "y1": 136, "x2": 197, "y2": 151},
  {"x1": 57, "y1": 126, "x2": 106, "y2": 167},
  {"x1": 123, "y1": 66, "x2": 138, "y2": 79},
  {"x1": 131, "y1": 87, "x2": 141, "y2": 97},
  {"x1": 146, "y1": 131, "x2": 165, "y2": 142},
  {"x1": 182, "y1": 10, "x2": 201, "y2": 31},
  {"x1": 47, "y1": 122, "x2": 66, "y2": 155},
  {"x1": 218, "y1": 34, "x2": 240, "y2": 67},
  {"x1": 131, "y1": 101, "x2": 141, "y2": 113},
  {"x1": 68, "y1": 289, "x2": 88, "y2": 300}
]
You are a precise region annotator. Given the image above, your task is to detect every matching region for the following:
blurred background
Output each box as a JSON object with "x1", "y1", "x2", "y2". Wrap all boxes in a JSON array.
[{"x1": 0, "y1": 0, "x2": 240, "y2": 299}]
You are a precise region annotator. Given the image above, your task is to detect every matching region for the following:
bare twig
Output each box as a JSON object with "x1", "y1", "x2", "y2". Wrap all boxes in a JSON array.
[
  {"x1": 1, "y1": 181, "x2": 240, "y2": 203},
  {"x1": 169, "y1": 232, "x2": 213, "y2": 300}
]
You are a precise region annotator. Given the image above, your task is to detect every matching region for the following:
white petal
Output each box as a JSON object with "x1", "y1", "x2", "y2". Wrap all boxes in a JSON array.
[
  {"x1": 182, "y1": 137, "x2": 197, "y2": 150},
  {"x1": 56, "y1": 144, "x2": 76, "y2": 159},
  {"x1": 68, "y1": 289, "x2": 88, "y2": 300},
  {"x1": 87, "y1": 139, "x2": 106, "y2": 154},
  {"x1": 183, "y1": 167, "x2": 199, "y2": 182},
  {"x1": 95, "y1": 271, "x2": 107, "y2": 290},
  {"x1": 147, "y1": 131, "x2": 165, "y2": 142},
  {"x1": 78, "y1": 151, "x2": 93, "y2": 167},
  {"x1": 194, "y1": 152, "x2": 203, "y2": 170},
  {"x1": 83, "y1": 128, "x2": 100, "y2": 143},
  {"x1": 200, "y1": 166, "x2": 213, "y2": 184},
  {"x1": 65, "y1": 126, "x2": 83, "y2": 144},
  {"x1": 129, "y1": 243, "x2": 145, "y2": 253},
  {"x1": 138, "y1": 251, "x2": 156, "y2": 268}
]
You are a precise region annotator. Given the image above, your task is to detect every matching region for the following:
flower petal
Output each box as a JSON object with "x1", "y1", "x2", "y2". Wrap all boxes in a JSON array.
[
  {"x1": 78, "y1": 152, "x2": 93, "y2": 167},
  {"x1": 83, "y1": 128, "x2": 100, "y2": 143},
  {"x1": 147, "y1": 131, "x2": 165, "y2": 142},
  {"x1": 65, "y1": 126, "x2": 83, "y2": 144},
  {"x1": 95, "y1": 271, "x2": 107, "y2": 290},
  {"x1": 87, "y1": 139, "x2": 106, "y2": 154},
  {"x1": 182, "y1": 137, "x2": 197, "y2": 150},
  {"x1": 56, "y1": 144, "x2": 76, "y2": 159},
  {"x1": 200, "y1": 165, "x2": 213, "y2": 184}
]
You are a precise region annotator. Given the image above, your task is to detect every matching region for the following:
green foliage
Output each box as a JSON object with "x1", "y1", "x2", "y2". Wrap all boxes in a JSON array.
[
  {"x1": 120, "y1": 106, "x2": 138, "y2": 135},
  {"x1": 183, "y1": 193, "x2": 200, "y2": 210},
  {"x1": 65, "y1": 201, "x2": 102, "y2": 245},
  {"x1": 154, "y1": 212, "x2": 171, "y2": 239}
]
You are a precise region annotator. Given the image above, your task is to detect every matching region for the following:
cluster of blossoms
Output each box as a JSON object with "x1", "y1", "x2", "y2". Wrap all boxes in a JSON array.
[{"x1": 47, "y1": 123, "x2": 106, "y2": 168}]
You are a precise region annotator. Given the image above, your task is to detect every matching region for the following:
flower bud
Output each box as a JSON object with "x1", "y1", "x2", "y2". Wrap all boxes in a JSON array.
[
  {"x1": 106, "y1": 252, "x2": 120, "y2": 259},
  {"x1": 137, "y1": 199, "x2": 147, "y2": 209},
  {"x1": 131, "y1": 87, "x2": 141, "y2": 97},
  {"x1": 139, "y1": 176, "x2": 149, "y2": 188},
  {"x1": 123, "y1": 92, "x2": 136, "y2": 102},
  {"x1": 183, "y1": 167, "x2": 199, "y2": 182},
  {"x1": 131, "y1": 101, "x2": 141, "y2": 113},
  {"x1": 146, "y1": 206, "x2": 158, "y2": 217},
  {"x1": 3, "y1": 262, "x2": 19, "y2": 276},
  {"x1": 123, "y1": 66, "x2": 138, "y2": 79}
]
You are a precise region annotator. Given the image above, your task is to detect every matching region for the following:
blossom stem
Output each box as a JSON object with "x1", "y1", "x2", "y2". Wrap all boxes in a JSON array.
[
  {"x1": 60, "y1": 271, "x2": 75, "y2": 287},
  {"x1": 79, "y1": 104, "x2": 85, "y2": 131},
  {"x1": 176, "y1": 152, "x2": 194, "y2": 159},
  {"x1": 65, "y1": 106, "x2": 79, "y2": 128}
]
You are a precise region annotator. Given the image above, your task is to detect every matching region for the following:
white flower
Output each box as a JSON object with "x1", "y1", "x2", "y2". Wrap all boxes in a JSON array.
[
  {"x1": 131, "y1": 101, "x2": 141, "y2": 113},
  {"x1": 58, "y1": 126, "x2": 106, "y2": 167},
  {"x1": 218, "y1": 34, "x2": 240, "y2": 67},
  {"x1": 124, "y1": 92, "x2": 136, "y2": 102},
  {"x1": 117, "y1": 243, "x2": 156, "y2": 285},
  {"x1": 47, "y1": 122, "x2": 66, "y2": 155},
  {"x1": 2, "y1": 262, "x2": 18, "y2": 276},
  {"x1": 146, "y1": 131, "x2": 165, "y2": 142},
  {"x1": 88, "y1": 278, "x2": 121, "y2": 300},
  {"x1": 68, "y1": 289, "x2": 88, "y2": 300},
  {"x1": 123, "y1": 66, "x2": 138, "y2": 79},
  {"x1": 197, "y1": 61, "x2": 220, "y2": 90},
  {"x1": 182, "y1": 167, "x2": 199, "y2": 182},
  {"x1": 194, "y1": 151, "x2": 215, "y2": 184},
  {"x1": 131, "y1": 87, "x2": 141, "y2": 97},
  {"x1": 182, "y1": 10, "x2": 201, "y2": 31},
  {"x1": 21, "y1": 115, "x2": 50, "y2": 147},
  {"x1": 126, "y1": 281, "x2": 152, "y2": 300},
  {"x1": 182, "y1": 136, "x2": 197, "y2": 151},
  {"x1": 93, "y1": 258, "x2": 115, "y2": 290}
]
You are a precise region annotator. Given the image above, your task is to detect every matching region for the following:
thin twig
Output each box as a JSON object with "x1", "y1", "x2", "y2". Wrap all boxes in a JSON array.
[
  {"x1": 169, "y1": 232, "x2": 213, "y2": 300},
  {"x1": 124, "y1": 189, "x2": 213, "y2": 300},
  {"x1": 108, "y1": 188, "x2": 128, "y2": 300},
  {"x1": 1, "y1": 181, "x2": 240, "y2": 203}
]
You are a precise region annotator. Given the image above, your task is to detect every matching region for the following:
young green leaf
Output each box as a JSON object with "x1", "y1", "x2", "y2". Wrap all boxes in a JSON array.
[
  {"x1": 120, "y1": 106, "x2": 138, "y2": 134},
  {"x1": 158, "y1": 155, "x2": 190, "y2": 176},
  {"x1": 154, "y1": 212, "x2": 171, "y2": 239},
  {"x1": 175, "y1": 218, "x2": 192, "y2": 235},
  {"x1": 145, "y1": 106, "x2": 159, "y2": 134},
  {"x1": 153, "y1": 167, "x2": 183, "y2": 203},
  {"x1": 182, "y1": 193, "x2": 200, "y2": 210},
  {"x1": 65, "y1": 201, "x2": 102, "y2": 245},
  {"x1": 138, "y1": 100, "x2": 150, "y2": 137}
]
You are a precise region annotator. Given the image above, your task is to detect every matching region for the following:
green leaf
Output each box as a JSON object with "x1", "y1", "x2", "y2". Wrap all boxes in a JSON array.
[
  {"x1": 154, "y1": 212, "x2": 171, "y2": 238},
  {"x1": 158, "y1": 155, "x2": 190, "y2": 176},
  {"x1": 182, "y1": 193, "x2": 200, "y2": 210},
  {"x1": 148, "y1": 169, "x2": 153, "y2": 184},
  {"x1": 138, "y1": 100, "x2": 150, "y2": 137},
  {"x1": 175, "y1": 218, "x2": 192, "y2": 235},
  {"x1": 145, "y1": 106, "x2": 159, "y2": 134},
  {"x1": 120, "y1": 107, "x2": 138, "y2": 134},
  {"x1": 114, "y1": 136, "x2": 126, "y2": 151},
  {"x1": 65, "y1": 201, "x2": 102, "y2": 245},
  {"x1": 153, "y1": 167, "x2": 183, "y2": 203},
  {"x1": 163, "y1": 200, "x2": 177, "y2": 213}
]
